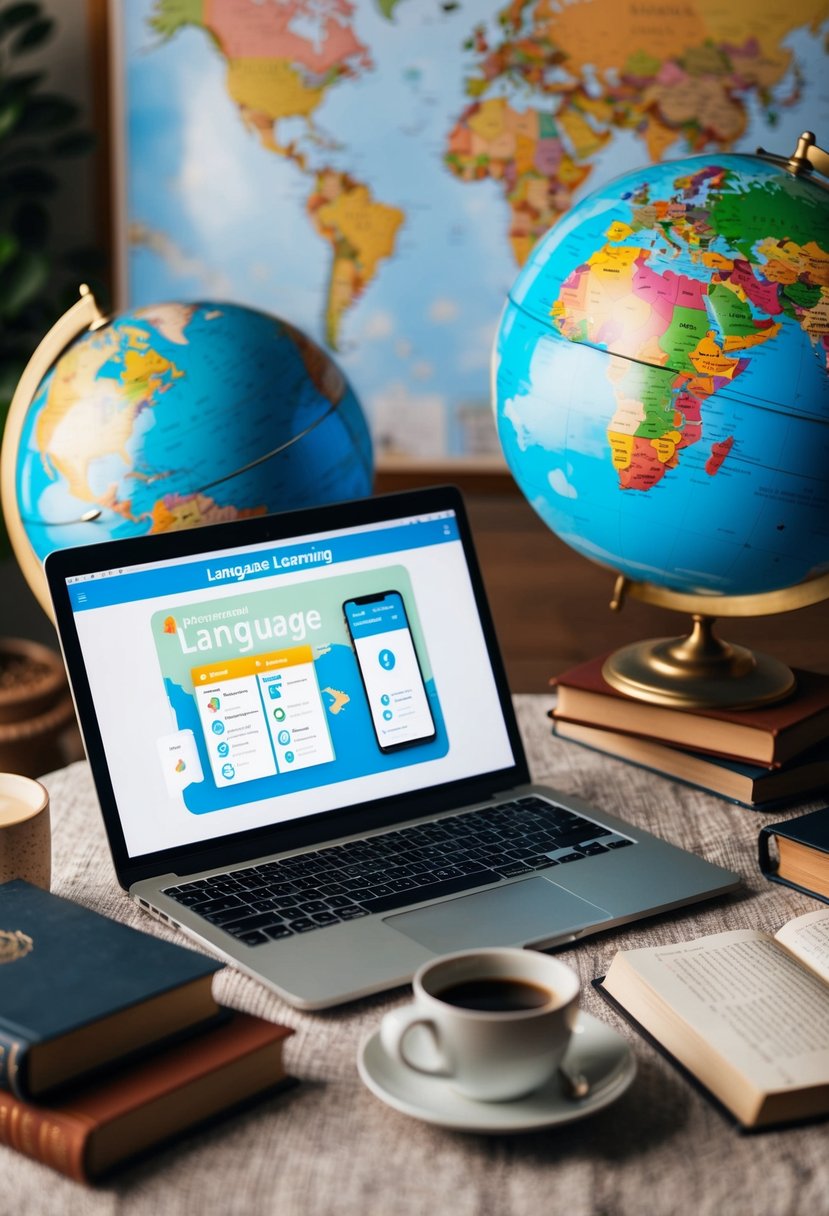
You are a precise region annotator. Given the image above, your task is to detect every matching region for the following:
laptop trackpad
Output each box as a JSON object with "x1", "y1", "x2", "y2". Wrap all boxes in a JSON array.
[{"x1": 384, "y1": 877, "x2": 611, "y2": 954}]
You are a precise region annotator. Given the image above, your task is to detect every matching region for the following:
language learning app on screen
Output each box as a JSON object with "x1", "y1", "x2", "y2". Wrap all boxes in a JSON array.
[
  {"x1": 343, "y1": 590, "x2": 437, "y2": 753},
  {"x1": 151, "y1": 566, "x2": 447, "y2": 815}
]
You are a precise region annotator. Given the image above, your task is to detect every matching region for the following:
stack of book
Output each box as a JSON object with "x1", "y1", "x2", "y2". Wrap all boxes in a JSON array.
[
  {"x1": 550, "y1": 656, "x2": 829, "y2": 809},
  {"x1": 0, "y1": 880, "x2": 294, "y2": 1184}
]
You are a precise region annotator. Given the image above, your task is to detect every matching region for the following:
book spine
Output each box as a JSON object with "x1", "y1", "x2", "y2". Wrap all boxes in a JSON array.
[
  {"x1": 757, "y1": 827, "x2": 775, "y2": 877},
  {"x1": 0, "y1": 1029, "x2": 29, "y2": 1101},
  {"x1": 0, "y1": 1089, "x2": 88, "y2": 1183}
]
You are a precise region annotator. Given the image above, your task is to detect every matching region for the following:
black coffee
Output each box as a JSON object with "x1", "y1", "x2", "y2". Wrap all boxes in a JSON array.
[{"x1": 436, "y1": 977, "x2": 552, "y2": 1013}]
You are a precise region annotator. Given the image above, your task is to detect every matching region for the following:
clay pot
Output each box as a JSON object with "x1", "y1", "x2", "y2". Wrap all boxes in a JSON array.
[{"x1": 0, "y1": 638, "x2": 78, "y2": 777}]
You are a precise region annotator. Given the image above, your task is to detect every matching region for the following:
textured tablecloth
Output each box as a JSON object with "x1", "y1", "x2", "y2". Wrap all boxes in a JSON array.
[{"x1": 5, "y1": 696, "x2": 828, "y2": 1216}]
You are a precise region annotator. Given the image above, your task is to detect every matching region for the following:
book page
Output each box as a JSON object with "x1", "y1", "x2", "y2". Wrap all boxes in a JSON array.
[
  {"x1": 775, "y1": 909, "x2": 829, "y2": 984},
  {"x1": 621, "y1": 931, "x2": 829, "y2": 1090}
]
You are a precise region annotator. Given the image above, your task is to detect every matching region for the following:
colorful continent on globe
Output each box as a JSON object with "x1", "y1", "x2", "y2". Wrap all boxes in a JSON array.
[
  {"x1": 35, "y1": 318, "x2": 182, "y2": 513},
  {"x1": 33, "y1": 307, "x2": 266, "y2": 529},
  {"x1": 551, "y1": 163, "x2": 829, "y2": 491}
]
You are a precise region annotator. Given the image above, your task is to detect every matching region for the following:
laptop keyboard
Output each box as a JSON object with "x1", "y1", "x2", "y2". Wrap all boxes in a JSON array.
[{"x1": 162, "y1": 796, "x2": 633, "y2": 947}]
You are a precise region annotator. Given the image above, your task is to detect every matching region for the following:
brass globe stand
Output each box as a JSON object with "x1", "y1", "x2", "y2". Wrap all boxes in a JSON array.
[{"x1": 602, "y1": 573, "x2": 829, "y2": 710}]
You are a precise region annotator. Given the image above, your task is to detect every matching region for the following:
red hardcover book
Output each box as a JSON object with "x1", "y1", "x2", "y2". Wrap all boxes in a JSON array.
[
  {"x1": 551, "y1": 656, "x2": 829, "y2": 767},
  {"x1": 0, "y1": 1011, "x2": 294, "y2": 1183}
]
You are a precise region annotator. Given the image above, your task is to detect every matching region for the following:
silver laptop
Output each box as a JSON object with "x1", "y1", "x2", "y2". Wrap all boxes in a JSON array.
[{"x1": 46, "y1": 486, "x2": 739, "y2": 1009}]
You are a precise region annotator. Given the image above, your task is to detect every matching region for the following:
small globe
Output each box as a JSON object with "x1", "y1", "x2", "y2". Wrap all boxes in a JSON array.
[
  {"x1": 6, "y1": 300, "x2": 372, "y2": 603},
  {"x1": 494, "y1": 151, "x2": 829, "y2": 599}
]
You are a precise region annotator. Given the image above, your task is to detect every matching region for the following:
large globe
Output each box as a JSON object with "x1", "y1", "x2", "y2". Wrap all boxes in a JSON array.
[
  {"x1": 6, "y1": 300, "x2": 372, "y2": 603},
  {"x1": 494, "y1": 152, "x2": 829, "y2": 599}
]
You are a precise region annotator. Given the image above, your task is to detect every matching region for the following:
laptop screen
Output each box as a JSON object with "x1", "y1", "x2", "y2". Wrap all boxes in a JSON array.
[{"x1": 52, "y1": 495, "x2": 518, "y2": 863}]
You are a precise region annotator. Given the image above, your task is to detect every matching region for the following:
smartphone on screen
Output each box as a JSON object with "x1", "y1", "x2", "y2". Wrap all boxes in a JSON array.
[{"x1": 343, "y1": 590, "x2": 437, "y2": 753}]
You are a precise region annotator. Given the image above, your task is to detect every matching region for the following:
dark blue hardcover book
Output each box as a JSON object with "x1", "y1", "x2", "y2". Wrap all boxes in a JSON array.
[
  {"x1": 553, "y1": 718, "x2": 829, "y2": 809},
  {"x1": 0, "y1": 880, "x2": 223, "y2": 1100},
  {"x1": 759, "y1": 807, "x2": 829, "y2": 903}
]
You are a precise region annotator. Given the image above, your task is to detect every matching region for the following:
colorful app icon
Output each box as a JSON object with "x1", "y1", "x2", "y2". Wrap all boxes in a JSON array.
[
  {"x1": 156, "y1": 730, "x2": 204, "y2": 798},
  {"x1": 207, "y1": 696, "x2": 220, "y2": 713},
  {"x1": 211, "y1": 720, "x2": 225, "y2": 735}
]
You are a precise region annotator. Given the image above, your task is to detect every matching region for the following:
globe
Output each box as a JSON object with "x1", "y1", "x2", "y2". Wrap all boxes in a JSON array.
[
  {"x1": 2, "y1": 298, "x2": 373, "y2": 611},
  {"x1": 494, "y1": 149, "x2": 829, "y2": 602}
]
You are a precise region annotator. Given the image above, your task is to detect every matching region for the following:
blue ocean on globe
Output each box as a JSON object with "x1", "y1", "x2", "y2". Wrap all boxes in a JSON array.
[
  {"x1": 14, "y1": 300, "x2": 373, "y2": 565},
  {"x1": 494, "y1": 153, "x2": 829, "y2": 597}
]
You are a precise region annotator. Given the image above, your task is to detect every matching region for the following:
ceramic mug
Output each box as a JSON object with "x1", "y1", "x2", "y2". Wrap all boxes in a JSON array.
[
  {"x1": 380, "y1": 947, "x2": 580, "y2": 1102},
  {"x1": 0, "y1": 773, "x2": 51, "y2": 890}
]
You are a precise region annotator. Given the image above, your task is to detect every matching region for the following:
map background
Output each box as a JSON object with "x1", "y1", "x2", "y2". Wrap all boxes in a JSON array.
[{"x1": 109, "y1": 0, "x2": 829, "y2": 463}]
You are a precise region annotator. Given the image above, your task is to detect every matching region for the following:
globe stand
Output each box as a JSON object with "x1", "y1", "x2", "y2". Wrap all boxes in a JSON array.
[
  {"x1": 602, "y1": 614, "x2": 795, "y2": 710},
  {"x1": 601, "y1": 575, "x2": 829, "y2": 710}
]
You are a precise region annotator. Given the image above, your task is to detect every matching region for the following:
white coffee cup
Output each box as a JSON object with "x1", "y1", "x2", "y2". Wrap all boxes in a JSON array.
[
  {"x1": 380, "y1": 947, "x2": 580, "y2": 1102},
  {"x1": 0, "y1": 773, "x2": 51, "y2": 890}
]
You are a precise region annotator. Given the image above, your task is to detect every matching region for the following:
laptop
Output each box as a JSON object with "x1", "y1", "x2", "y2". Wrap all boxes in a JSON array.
[{"x1": 46, "y1": 486, "x2": 740, "y2": 1009}]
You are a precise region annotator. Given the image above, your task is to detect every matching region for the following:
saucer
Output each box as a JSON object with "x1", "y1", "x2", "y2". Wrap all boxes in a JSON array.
[{"x1": 357, "y1": 1011, "x2": 635, "y2": 1134}]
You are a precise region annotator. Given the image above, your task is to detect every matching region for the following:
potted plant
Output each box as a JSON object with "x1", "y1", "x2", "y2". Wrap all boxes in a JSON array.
[{"x1": 0, "y1": 0, "x2": 97, "y2": 773}]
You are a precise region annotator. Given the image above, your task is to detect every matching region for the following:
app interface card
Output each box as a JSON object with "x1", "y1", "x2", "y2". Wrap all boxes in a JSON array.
[
  {"x1": 344, "y1": 592, "x2": 436, "y2": 751},
  {"x1": 191, "y1": 646, "x2": 335, "y2": 788},
  {"x1": 155, "y1": 729, "x2": 204, "y2": 798},
  {"x1": 257, "y1": 649, "x2": 335, "y2": 773}
]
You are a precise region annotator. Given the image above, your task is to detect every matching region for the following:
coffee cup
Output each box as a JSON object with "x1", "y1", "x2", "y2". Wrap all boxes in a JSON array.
[
  {"x1": 380, "y1": 947, "x2": 580, "y2": 1102},
  {"x1": 0, "y1": 773, "x2": 51, "y2": 890}
]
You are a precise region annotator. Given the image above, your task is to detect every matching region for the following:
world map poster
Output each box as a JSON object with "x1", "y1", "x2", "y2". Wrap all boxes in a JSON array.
[{"x1": 110, "y1": 0, "x2": 829, "y2": 463}]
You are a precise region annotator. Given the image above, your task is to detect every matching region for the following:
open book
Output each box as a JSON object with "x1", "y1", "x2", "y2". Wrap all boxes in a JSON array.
[{"x1": 599, "y1": 909, "x2": 829, "y2": 1128}]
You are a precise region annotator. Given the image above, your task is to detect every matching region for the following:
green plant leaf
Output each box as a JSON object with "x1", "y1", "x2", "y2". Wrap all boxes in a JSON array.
[
  {"x1": 0, "y1": 352, "x2": 26, "y2": 402},
  {"x1": 0, "y1": 98, "x2": 23, "y2": 141},
  {"x1": 15, "y1": 94, "x2": 78, "y2": 134},
  {"x1": 12, "y1": 197, "x2": 47, "y2": 247},
  {"x1": 0, "y1": 231, "x2": 18, "y2": 264},
  {"x1": 50, "y1": 130, "x2": 95, "y2": 157},
  {"x1": 0, "y1": 142, "x2": 46, "y2": 166},
  {"x1": 6, "y1": 165, "x2": 57, "y2": 194},
  {"x1": 0, "y1": 72, "x2": 44, "y2": 105},
  {"x1": 0, "y1": 4, "x2": 40, "y2": 36},
  {"x1": 9, "y1": 15, "x2": 53, "y2": 54},
  {"x1": 0, "y1": 247, "x2": 49, "y2": 317}
]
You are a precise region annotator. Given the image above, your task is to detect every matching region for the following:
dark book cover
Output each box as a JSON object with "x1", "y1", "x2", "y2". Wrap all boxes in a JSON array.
[
  {"x1": 0, "y1": 881, "x2": 223, "y2": 1100},
  {"x1": 759, "y1": 807, "x2": 829, "y2": 903},
  {"x1": 553, "y1": 720, "x2": 829, "y2": 810},
  {"x1": 0, "y1": 1010, "x2": 295, "y2": 1183}
]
